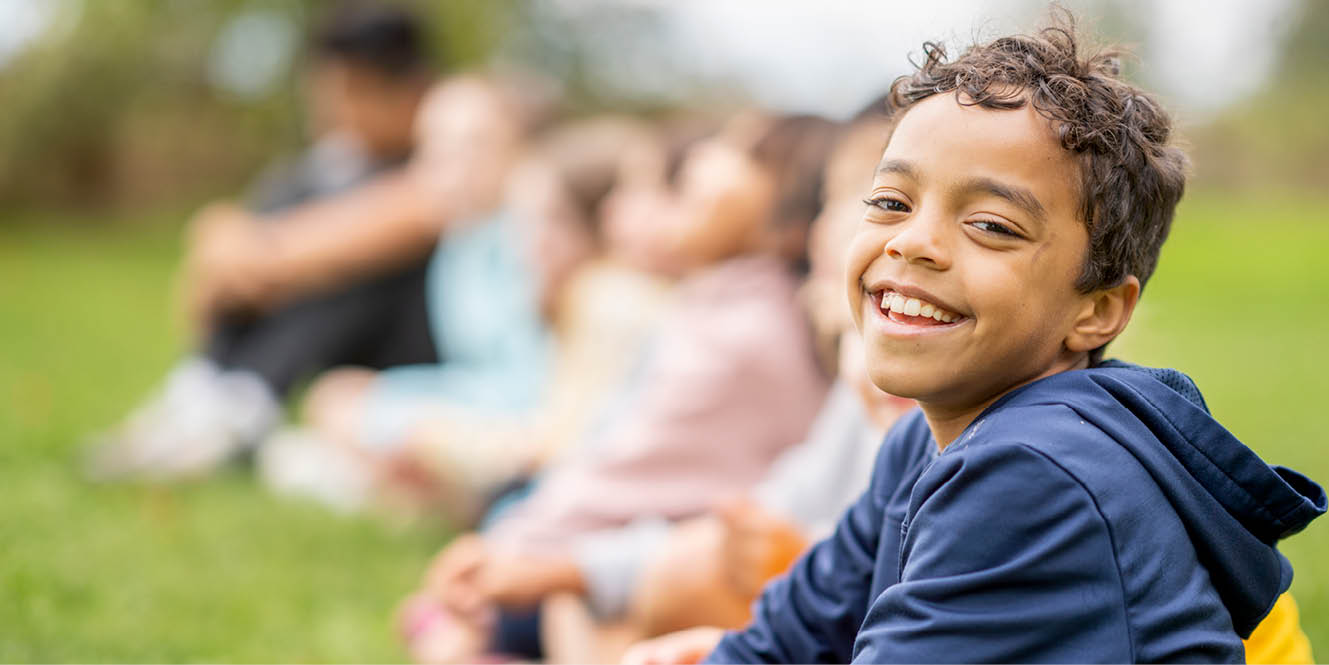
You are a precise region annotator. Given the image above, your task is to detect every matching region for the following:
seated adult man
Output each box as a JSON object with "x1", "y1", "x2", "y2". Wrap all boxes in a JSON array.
[{"x1": 88, "y1": 3, "x2": 439, "y2": 479}]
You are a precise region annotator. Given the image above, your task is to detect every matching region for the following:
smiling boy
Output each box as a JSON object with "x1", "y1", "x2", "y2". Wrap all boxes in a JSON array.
[{"x1": 704, "y1": 18, "x2": 1326, "y2": 664}]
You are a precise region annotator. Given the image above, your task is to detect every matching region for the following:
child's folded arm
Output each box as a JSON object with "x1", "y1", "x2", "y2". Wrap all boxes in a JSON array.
[
  {"x1": 852, "y1": 443, "x2": 1132, "y2": 664},
  {"x1": 706, "y1": 474, "x2": 886, "y2": 664}
]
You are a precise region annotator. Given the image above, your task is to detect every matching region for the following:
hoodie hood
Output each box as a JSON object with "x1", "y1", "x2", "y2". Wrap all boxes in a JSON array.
[{"x1": 995, "y1": 360, "x2": 1326, "y2": 637}]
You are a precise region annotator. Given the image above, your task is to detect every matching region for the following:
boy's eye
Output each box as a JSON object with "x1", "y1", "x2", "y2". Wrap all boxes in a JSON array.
[
  {"x1": 970, "y1": 219, "x2": 1022, "y2": 238},
  {"x1": 864, "y1": 196, "x2": 910, "y2": 213}
]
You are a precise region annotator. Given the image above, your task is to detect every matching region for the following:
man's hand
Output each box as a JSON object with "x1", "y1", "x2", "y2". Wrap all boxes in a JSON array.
[
  {"x1": 621, "y1": 626, "x2": 726, "y2": 665},
  {"x1": 715, "y1": 497, "x2": 808, "y2": 599},
  {"x1": 181, "y1": 202, "x2": 272, "y2": 328}
]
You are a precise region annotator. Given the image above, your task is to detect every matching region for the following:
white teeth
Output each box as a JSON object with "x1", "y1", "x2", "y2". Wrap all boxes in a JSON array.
[{"x1": 878, "y1": 290, "x2": 961, "y2": 323}]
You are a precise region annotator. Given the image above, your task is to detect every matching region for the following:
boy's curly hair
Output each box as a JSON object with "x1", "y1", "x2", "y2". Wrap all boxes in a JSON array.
[{"x1": 886, "y1": 10, "x2": 1188, "y2": 294}]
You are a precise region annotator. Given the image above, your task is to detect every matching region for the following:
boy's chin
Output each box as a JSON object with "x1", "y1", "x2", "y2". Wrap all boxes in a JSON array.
[
  {"x1": 865, "y1": 365, "x2": 938, "y2": 402},
  {"x1": 864, "y1": 351, "x2": 983, "y2": 406}
]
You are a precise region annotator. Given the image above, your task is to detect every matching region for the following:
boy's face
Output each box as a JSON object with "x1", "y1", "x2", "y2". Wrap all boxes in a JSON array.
[
  {"x1": 307, "y1": 60, "x2": 424, "y2": 160},
  {"x1": 846, "y1": 92, "x2": 1092, "y2": 414}
]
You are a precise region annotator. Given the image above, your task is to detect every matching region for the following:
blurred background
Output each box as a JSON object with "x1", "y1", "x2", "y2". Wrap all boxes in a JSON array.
[{"x1": 1, "y1": 0, "x2": 1326, "y2": 660}]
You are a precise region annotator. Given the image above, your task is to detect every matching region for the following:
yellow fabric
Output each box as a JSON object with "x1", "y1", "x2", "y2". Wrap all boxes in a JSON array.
[{"x1": 1244, "y1": 592, "x2": 1314, "y2": 664}]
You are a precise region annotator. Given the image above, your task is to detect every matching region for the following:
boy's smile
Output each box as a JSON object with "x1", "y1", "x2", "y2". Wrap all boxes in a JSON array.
[
  {"x1": 868, "y1": 286, "x2": 965, "y2": 329},
  {"x1": 846, "y1": 91, "x2": 1101, "y2": 446}
]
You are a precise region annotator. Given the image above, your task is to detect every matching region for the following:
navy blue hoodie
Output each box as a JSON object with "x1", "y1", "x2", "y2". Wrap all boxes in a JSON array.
[{"x1": 708, "y1": 362, "x2": 1325, "y2": 663}]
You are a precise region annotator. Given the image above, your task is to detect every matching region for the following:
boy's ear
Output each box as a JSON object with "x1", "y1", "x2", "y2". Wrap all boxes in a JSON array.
[{"x1": 1065, "y1": 275, "x2": 1141, "y2": 354}]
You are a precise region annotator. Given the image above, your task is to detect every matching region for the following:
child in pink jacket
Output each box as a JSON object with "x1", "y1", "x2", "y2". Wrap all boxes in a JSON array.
[{"x1": 399, "y1": 112, "x2": 841, "y2": 663}]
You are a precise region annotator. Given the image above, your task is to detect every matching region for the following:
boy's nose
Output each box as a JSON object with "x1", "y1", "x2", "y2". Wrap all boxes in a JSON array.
[{"x1": 882, "y1": 215, "x2": 950, "y2": 270}]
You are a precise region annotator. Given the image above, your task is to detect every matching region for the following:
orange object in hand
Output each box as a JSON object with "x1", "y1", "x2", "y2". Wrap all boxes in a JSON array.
[{"x1": 717, "y1": 497, "x2": 810, "y2": 599}]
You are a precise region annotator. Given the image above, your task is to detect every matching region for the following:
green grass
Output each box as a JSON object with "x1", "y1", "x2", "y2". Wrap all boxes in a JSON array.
[
  {"x1": 1, "y1": 191, "x2": 1327, "y2": 660},
  {"x1": 0, "y1": 213, "x2": 450, "y2": 662}
]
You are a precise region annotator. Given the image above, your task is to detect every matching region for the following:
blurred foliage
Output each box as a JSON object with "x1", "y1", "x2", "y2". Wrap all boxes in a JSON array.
[
  {"x1": 0, "y1": 208, "x2": 453, "y2": 661},
  {"x1": 0, "y1": 0, "x2": 516, "y2": 212},
  {"x1": 1188, "y1": 0, "x2": 1329, "y2": 190},
  {"x1": 0, "y1": 0, "x2": 1325, "y2": 214}
]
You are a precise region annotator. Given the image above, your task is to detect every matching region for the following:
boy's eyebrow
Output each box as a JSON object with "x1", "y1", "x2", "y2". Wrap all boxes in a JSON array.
[
  {"x1": 877, "y1": 159, "x2": 1049, "y2": 225},
  {"x1": 959, "y1": 176, "x2": 1048, "y2": 224},
  {"x1": 877, "y1": 159, "x2": 920, "y2": 180}
]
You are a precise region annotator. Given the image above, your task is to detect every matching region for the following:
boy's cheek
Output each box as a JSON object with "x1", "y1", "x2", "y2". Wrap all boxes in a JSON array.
[
  {"x1": 847, "y1": 287, "x2": 866, "y2": 333},
  {"x1": 843, "y1": 244, "x2": 876, "y2": 332}
]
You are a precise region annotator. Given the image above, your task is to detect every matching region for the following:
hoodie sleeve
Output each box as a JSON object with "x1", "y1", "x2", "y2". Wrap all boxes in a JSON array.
[
  {"x1": 853, "y1": 443, "x2": 1133, "y2": 664},
  {"x1": 707, "y1": 466, "x2": 886, "y2": 664}
]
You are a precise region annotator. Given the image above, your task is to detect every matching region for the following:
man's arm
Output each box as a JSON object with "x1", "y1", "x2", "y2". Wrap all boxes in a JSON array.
[
  {"x1": 258, "y1": 168, "x2": 445, "y2": 295},
  {"x1": 184, "y1": 169, "x2": 445, "y2": 321}
]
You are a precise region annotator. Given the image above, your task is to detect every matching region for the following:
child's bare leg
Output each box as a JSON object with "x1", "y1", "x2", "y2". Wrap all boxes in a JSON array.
[
  {"x1": 629, "y1": 517, "x2": 754, "y2": 636},
  {"x1": 295, "y1": 369, "x2": 474, "y2": 521},
  {"x1": 542, "y1": 592, "x2": 646, "y2": 664},
  {"x1": 255, "y1": 368, "x2": 381, "y2": 512},
  {"x1": 302, "y1": 367, "x2": 377, "y2": 446}
]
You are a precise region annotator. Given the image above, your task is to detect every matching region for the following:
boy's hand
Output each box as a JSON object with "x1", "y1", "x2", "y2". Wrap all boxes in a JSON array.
[
  {"x1": 621, "y1": 626, "x2": 726, "y2": 665},
  {"x1": 715, "y1": 497, "x2": 808, "y2": 599}
]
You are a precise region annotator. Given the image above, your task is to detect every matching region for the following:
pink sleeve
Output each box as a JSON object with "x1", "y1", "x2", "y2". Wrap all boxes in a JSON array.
[{"x1": 492, "y1": 286, "x2": 829, "y2": 551}]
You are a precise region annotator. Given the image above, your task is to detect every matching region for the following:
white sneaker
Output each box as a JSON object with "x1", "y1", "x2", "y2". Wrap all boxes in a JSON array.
[
  {"x1": 84, "y1": 357, "x2": 280, "y2": 481},
  {"x1": 256, "y1": 428, "x2": 373, "y2": 513}
]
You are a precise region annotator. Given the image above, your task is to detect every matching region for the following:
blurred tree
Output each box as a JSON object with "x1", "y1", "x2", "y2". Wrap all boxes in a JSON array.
[
  {"x1": 0, "y1": 0, "x2": 514, "y2": 216},
  {"x1": 3, "y1": 0, "x2": 1320, "y2": 211},
  {"x1": 1272, "y1": 0, "x2": 1329, "y2": 89},
  {"x1": 1187, "y1": 0, "x2": 1329, "y2": 191}
]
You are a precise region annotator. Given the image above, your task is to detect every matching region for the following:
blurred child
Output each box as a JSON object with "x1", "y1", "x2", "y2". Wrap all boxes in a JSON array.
[
  {"x1": 262, "y1": 113, "x2": 676, "y2": 519},
  {"x1": 415, "y1": 117, "x2": 678, "y2": 478},
  {"x1": 397, "y1": 112, "x2": 841, "y2": 663},
  {"x1": 538, "y1": 104, "x2": 908, "y2": 663},
  {"x1": 87, "y1": 2, "x2": 436, "y2": 480}
]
